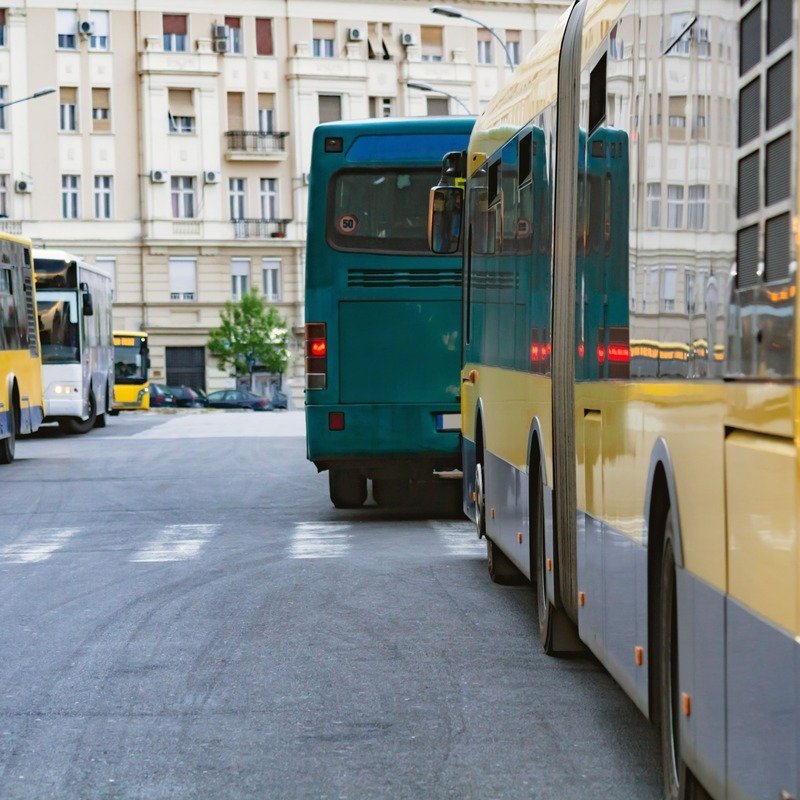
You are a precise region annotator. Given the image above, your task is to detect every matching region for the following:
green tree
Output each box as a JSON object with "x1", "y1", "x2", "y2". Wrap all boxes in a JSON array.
[{"x1": 207, "y1": 291, "x2": 289, "y2": 381}]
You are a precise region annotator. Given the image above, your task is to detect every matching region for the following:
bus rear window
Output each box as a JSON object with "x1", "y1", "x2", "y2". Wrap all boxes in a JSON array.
[{"x1": 328, "y1": 169, "x2": 441, "y2": 254}]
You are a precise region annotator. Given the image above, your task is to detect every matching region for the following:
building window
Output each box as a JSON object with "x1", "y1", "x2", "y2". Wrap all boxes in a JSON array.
[
  {"x1": 262, "y1": 258, "x2": 281, "y2": 301},
  {"x1": 61, "y1": 175, "x2": 79, "y2": 219},
  {"x1": 95, "y1": 256, "x2": 116, "y2": 295},
  {"x1": 258, "y1": 94, "x2": 275, "y2": 133},
  {"x1": 256, "y1": 18, "x2": 274, "y2": 56},
  {"x1": 662, "y1": 266, "x2": 677, "y2": 312},
  {"x1": 168, "y1": 88, "x2": 194, "y2": 134},
  {"x1": 697, "y1": 23, "x2": 711, "y2": 58},
  {"x1": 57, "y1": 9, "x2": 78, "y2": 49},
  {"x1": 93, "y1": 175, "x2": 112, "y2": 219},
  {"x1": 171, "y1": 176, "x2": 195, "y2": 219},
  {"x1": 668, "y1": 114, "x2": 686, "y2": 128},
  {"x1": 0, "y1": 174, "x2": 9, "y2": 217},
  {"x1": 427, "y1": 96, "x2": 449, "y2": 116},
  {"x1": 163, "y1": 13, "x2": 187, "y2": 52},
  {"x1": 647, "y1": 182, "x2": 661, "y2": 228},
  {"x1": 260, "y1": 178, "x2": 278, "y2": 219},
  {"x1": 229, "y1": 178, "x2": 246, "y2": 219},
  {"x1": 59, "y1": 87, "x2": 77, "y2": 131},
  {"x1": 318, "y1": 94, "x2": 341, "y2": 123},
  {"x1": 629, "y1": 266, "x2": 637, "y2": 311},
  {"x1": 477, "y1": 28, "x2": 492, "y2": 64},
  {"x1": 369, "y1": 97, "x2": 393, "y2": 118},
  {"x1": 168, "y1": 257, "x2": 196, "y2": 301},
  {"x1": 225, "y1": 16, "x2": 242, "y2": 54},
  {"x1": 505, "y1": 30, "x2": 521, "y2": 66},
  {"x1": 420, "y1": 26, "x2": 444, "y2": 62},
  {"x1": 0, "y1": 87, "x2": 6, "y2": 131},
  {"x1": 89, "y1": 10, "x2": 110, "y2": 50},
  {"x1": 667, "y1": 184, "x2": 684, "y2": 229},
  {"x1": 688, "y1": 184, "x2": 708, "y2": 231},
  {"x1": 92, "y1": 87, "x2": 110, "y2": 132},
  {"x1": 0, "y1": 10, "x2": 7, "y2": 47},
  {"x1": 231, "y1": 258, "x2": 250, "y2": 299},
  {"x1": 685, "y1": 269, "x2": 696, "y2": 315},
  {"x1": 313, "y1": 20, "x2": 335, "y2": 57},
  {"x1": 368, "y1": 22, "x2": 395, "y2": 61}
]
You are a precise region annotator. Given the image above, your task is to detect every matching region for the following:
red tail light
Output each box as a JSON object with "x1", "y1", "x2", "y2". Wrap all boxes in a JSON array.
[
  {"x1": 328, "y1": 411, "x2": 345, "y2": 431},
  {"x1": 607, "y1": 343, "x2": 630, "y2": 363},
  {"x1": 597, "y1": 344, "x2": 605, "y2": 364},
  {"x1": 305, "y1": 322, "x2": 327, "y2": 390}
]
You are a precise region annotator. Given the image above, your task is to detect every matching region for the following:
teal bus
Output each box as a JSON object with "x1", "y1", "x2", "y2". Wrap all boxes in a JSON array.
[{"x1": 305, "y1": 116, "x2": 474, "y2": 509}]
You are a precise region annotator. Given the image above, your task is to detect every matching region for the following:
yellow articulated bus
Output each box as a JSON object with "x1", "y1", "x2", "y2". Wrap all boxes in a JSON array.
[
  {"x1": 111, "y1": 331, "x2": 149, "y2": 413},
  {"x1": 0, "y1": 233, "x2": 43, "y2": 463},
  {"x1": 429, "y1": 0, "x2": 798, "y2": 798}
]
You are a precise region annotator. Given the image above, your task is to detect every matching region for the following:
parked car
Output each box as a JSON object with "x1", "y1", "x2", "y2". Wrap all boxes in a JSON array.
[
  {"x1": 205, "y1": 389, "x2": 272, "y2": 411},
  {"x1": 168, "y1": 385, "x2": 207, "y2": 408},
  {"x1": 149, "y1": 383, "x2": 177, "y2": 408},
  {"x1": 266, "y1": 386, "x2": 288, "y2": 410}
]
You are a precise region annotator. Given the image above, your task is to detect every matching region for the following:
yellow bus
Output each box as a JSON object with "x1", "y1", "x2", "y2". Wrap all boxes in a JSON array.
[
  {"x1": 111, "y1": 331, "x2": 149, "y2": 412},
  {"x1": 0, "y1": 233, "x2": 43, "y2": 463},
  {"x1": 429, "y1": 1, "x2": 797, "y2": 798}
]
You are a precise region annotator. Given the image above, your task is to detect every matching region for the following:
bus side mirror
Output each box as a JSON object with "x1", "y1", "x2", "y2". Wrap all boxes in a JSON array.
[
  {"x1": 428, "y1": 185, "x2": 464, "y2": 255},
  {"x1": 82, "y1": 292, "x2": 94, "y2": 316}
]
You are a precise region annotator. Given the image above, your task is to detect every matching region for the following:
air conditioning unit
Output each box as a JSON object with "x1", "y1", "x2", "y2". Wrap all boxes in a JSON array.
[
  {"x1": 203, "y1": 170, "x2": 221, "y2": 185},
  {"x1": 78, "y1": 19, "x2": 94, "y2": 37},
  {"x1": 14, "y1": 179, "x2": 32, "y2": 193},
  {"x1": 348, "y1": 28, "x2": 364, "y2": 42},
  {"x1": 149, "y1": 169, "x2": 169, "y2": 184},
  {"x1": 400, "y1": 32, "x2": 416, "y2": 47},
  {"x1": 214, "y1": 38, "x2": 228, "y2": 53},
  {"x1": 213, "y1": 24, "x2": 229, "y2": 39}
]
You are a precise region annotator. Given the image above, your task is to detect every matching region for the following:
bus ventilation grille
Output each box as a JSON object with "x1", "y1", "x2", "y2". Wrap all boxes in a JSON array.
[{"x1": 347, "y1": 269, "x2": 461, "y2": 288}]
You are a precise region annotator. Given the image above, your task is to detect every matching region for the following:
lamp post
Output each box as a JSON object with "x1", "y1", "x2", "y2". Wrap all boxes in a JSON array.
[
  {"x1": 431, "y1": 4, "x2": 516, "y2": 70},
  {"x1": 0, "y1": 86, "x2": 56, "y2": 110},
  {"x1": 406, "y1": 80, "x2": 473, "y2": 115}
]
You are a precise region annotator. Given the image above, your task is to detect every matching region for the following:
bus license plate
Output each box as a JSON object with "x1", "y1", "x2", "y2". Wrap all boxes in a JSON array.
[{"x1": 435, "y1": 413, "x2": 461, "y2": 432}]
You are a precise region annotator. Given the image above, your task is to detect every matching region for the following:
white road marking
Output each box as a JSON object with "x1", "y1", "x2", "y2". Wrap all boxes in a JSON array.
[
  {"x1": 430, "y1": 521, "x2": 485, "y2": 557},
  {"x1": 0, "y1": 528, "x2": 79, "y2": 563},
  {"x1": 131, "y1": 524, "x2": 218, "y2": 563},
  {"x1": 290, "y1": 522, "x2": 352, "y2": 559}
]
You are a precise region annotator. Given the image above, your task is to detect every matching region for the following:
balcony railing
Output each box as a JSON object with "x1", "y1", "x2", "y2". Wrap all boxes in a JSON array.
[
  {"x1": 232, "y1": 218, "x2": 291, "y2": 239},
  {"x1": 225, "y1": 130, "x2": 289, "y2": 156}
]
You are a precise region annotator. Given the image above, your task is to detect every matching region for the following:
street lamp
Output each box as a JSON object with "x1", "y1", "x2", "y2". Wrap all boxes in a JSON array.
[
  {"x1": 0, "y1": 86, "x2": 56, "y2": 110},
  {"x1": 406, "y1": 80, "x2": 473, "y2": 115},
  {"x1": 431, "y1": 5, "x2": 516, "y2": 70}
]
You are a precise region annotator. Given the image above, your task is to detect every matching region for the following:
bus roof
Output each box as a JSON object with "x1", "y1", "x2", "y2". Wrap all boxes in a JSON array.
[{"x1": 32, "y1": 248, "x2": 112, "y2": 279}]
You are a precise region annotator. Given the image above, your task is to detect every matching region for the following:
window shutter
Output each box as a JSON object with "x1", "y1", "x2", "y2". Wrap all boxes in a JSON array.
[
  {"x1": 227, "y1": 92, "x2": 244, "y2": 130},
  {"x1": 256, "y1": 18, "x2": 273, "y2": 55},
  {"x1": 60, "y1": 86, "x2": 77, "y2": 103},
  {"x1": 163, "y1": 14, "x2": 187, "y2": 35},
  {"x1": 225, "y1": 16, "x2": 240, "y2": 29},
  {"x1": 168, "y1": 88, "x2": 194, "y2": 117}
]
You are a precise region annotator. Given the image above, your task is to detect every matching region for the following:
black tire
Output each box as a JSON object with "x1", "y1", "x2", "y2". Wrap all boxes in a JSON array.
[
  {"x1": 474, "y1": 461, "x2": 486, "y2": 539},
  {"x1": 109, "y1": 409, "x2": 120, "y2": 417},
  {"x1": 329, "y1": 469, "x2": 367, "y2": 509},
  {"x1": 372, "y1": 477, "x2": 410, "y2": 508},
  {"x1": 487, "y1": 536, "x2": 526, "y2": 585},
  {"x1": 0, "y1": 402, "x2": 16, "y2": 464},
  {"x1": 60, "y1": 391, "x2": 97, "y2": 435}
]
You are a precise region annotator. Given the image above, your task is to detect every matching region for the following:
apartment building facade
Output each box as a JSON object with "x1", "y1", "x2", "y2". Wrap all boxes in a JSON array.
[{"x1": 0, "y1": 0, "x2": 568, "y2": 399}]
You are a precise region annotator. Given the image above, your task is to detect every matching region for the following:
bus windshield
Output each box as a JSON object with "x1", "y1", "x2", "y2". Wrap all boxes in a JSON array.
[
  {"x1": 328, "y1": 168, "x2": 440, "y2": 254},
  {"x1": 37, "y1": 291, "x2": 80, "y2": 364},
  {"x1": 114, "y1": 343, "x2": 147, "y2": 383}
]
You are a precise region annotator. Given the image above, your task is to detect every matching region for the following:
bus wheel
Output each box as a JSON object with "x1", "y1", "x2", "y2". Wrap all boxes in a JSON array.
[
  {"x1": 329, "y1": 469, "x2": 367, "y2": 509},
  {"x1": 0, "y1": 404, "x2": 16, "y2": 464},
  {"x1": 658, "y1": 511, "x2": 697, "y2": 800},
  {"x1": 487, "y1": 536, "x2": 526, "y2": 585},
  {"x1": 474, "y1": 462, "x2": 486, "y2": 539},
  {"x1": 61, "y1": 392, "x2": 97, "y2": 435},
  {"x1": 372, "y1": 478, "x2": 410, "y2": 508}
]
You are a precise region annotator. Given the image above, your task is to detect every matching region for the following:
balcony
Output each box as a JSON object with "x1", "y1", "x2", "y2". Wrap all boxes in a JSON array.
[
  {"x1": 225, "y1": 130, "x2": 289, "y2": 161},
  {"x1": 232, "y1": 218, "x2": 291, "y2": 239}
]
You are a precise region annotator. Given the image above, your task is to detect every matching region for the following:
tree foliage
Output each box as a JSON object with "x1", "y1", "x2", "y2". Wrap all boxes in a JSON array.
[{"x1": 207, "y1": 291, "x2": 289, "y2": 377}]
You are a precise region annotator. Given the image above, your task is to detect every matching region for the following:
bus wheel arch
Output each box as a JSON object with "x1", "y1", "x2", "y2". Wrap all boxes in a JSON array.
[{"x1": 0, "y1": 377, "x2": 20, "y2": 464}]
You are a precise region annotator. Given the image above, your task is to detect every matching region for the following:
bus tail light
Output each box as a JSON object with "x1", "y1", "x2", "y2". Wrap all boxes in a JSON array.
[
  {"x1": 305, "y1": 322, "x2": 327, "y2": 390},
  {"x1": 328, "y1": 411, "x2": 345, "y2": 431}
]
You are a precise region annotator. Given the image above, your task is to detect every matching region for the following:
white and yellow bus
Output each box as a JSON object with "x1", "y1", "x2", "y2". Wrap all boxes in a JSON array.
[
  {"x1": 429, "y1": 0, "x2": 798, "y2": 798},
  {"x1": 112, "y1": 330, "x2": 150, "y2": 412},
  {"x1": 0, "y1": 233, "x2": 43, "y2": 463}
]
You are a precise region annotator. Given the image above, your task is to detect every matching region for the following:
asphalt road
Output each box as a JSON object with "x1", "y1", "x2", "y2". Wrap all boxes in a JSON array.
[{"x1": 0, "y1": 411, "x2": 661, "y2": 799}]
